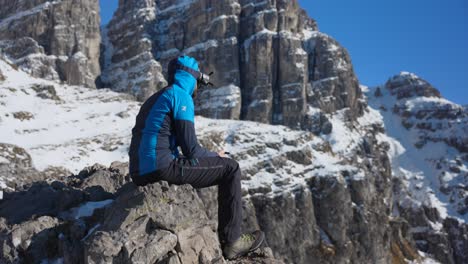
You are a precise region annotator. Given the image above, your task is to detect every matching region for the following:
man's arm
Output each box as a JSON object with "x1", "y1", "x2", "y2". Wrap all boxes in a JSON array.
[{"x1": 173, "y1": 92, "x2": 218, "y2": 158}]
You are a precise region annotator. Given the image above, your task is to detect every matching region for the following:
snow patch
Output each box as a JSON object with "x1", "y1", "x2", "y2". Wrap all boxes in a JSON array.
[{"x1": 67, "y1": 199, "x2": 114, "y2": 219}]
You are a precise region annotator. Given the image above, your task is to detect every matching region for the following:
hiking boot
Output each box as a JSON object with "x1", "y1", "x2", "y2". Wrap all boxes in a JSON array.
[{"x1": 223, "y1": 230, "x2": 265, "y2": 260}]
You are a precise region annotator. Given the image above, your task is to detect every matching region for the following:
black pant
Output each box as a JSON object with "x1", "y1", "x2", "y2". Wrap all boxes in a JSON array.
[{"x1": 131, "y1": 156, "x2": 242, "y2": 244}]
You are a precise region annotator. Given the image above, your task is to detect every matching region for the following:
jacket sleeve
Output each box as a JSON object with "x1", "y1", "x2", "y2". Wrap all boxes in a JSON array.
[{"x1": 173, "y1": 92, "x2": 218, "y2": 159}]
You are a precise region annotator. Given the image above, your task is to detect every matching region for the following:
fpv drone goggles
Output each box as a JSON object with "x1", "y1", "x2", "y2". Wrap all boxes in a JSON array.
[{"x1": 168, "y1": 57, "x2": 214, "y2": 87}]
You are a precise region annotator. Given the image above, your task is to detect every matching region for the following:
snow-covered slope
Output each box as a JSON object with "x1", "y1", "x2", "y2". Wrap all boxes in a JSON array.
[
  {"x1": 0, "y1": 58, "x2": 140, "y2": 173},
  {"x1": 364, "y1": 73, "x2": 467, "y2": 222}
]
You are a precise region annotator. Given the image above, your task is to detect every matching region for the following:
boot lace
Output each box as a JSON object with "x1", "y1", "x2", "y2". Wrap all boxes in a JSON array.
[{"x1": 240, "y1": 233, "x2": 256, "y2": 242}]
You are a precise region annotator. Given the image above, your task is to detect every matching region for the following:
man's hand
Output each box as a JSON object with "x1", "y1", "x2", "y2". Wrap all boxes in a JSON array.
[{"x1": 218, "y1": 150, "x2": 228, "y2": 157}]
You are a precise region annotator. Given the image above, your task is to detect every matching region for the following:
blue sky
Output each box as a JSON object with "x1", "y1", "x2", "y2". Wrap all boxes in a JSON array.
[
  {"x1": 100, "y1": 0, "x2": 118, "y2": 25},
  {"x1": 99, "y1": 0, "x2": 468, "y2": 104}
]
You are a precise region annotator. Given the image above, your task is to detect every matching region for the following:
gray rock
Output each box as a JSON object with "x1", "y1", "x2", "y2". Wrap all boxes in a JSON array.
[
  {"x1": 0, "y1": 181, "x2": 85, "y2": 225},
  {"x1": 309, "y1": 175, "x2": 355, "y2": 262},
  {"x1": 0, "y1": 37, "x2": 60, "y2": 81},
  {"x1": 389, "y1": 218, "x2": 421, "y2": 263},
  {"x1": 12, "y1": 111, "x2": 34, "y2": 121},
  {"x1": 83, "y1": 181, "x2": 224, "y2": 263},
  {"x1": 304, "y1": 33, "x2": 365, "y2": 120},
  {"x1": 0, "y1": 143, "x2": 68, "y2": 191},
  {"x1": 100, "y1": 0, "x2": 364, "y2": 132},
  {"x1": 196, "y1": 84, "x2": 242, "y2": 120},
  {"x1": 388, "y1": 73, "x2": 467, "y2": 153},
  {"x1": 31, "y1": 84, "x2": 61, "y2": 101},
  {"x1": 249, "y1": 187, "x2": 320, "y2": 263},
  {"x1": 84, "y1": 217, "x2": 178, "y2": 264},
  {"x1": 385, "y1": 72, "x2": 441, "y2": 100},
  {"x1": 0, "y1": 37, "x2": 44, "y2": 60},
  {"x1": 0, "y1": 216, "x2": 60, "y2": 263},
  {"x1": 386, "y1": 73, "x2": 467, "y2": 229},
  {"x1": 396, "y1": 195, "x2": 468, "y2": 264},
  {"x1": 0, "y1": 0, "x2": 101, "y2": 88},
  {"x1": 444, "y1": 217, "x2": 468, "y2": 264},
  {"x1": 0, "y1": 143, "x2": 32, "y2": 169},
  {"x1": 100, "y1": 0, "x2": 166, "y2": 100},
  {"x1": 69, "y1": 163, "x2": 130, "y2": 200},
  {"x1": 302, "y1": 110, "x2": 333, "y2": 135}
]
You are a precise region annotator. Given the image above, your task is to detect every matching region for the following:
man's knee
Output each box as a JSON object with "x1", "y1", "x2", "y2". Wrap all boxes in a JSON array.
[
  {"x1": 222, "y1": 158, "x2": 240, "y2": 179},
  {"x1": 223, "y1": 157, "x2": 238, "y2": 169}
]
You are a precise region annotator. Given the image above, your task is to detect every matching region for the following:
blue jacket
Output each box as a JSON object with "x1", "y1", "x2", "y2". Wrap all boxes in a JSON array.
[{"x1": 129, "y1": 56, "x2": 217, "y2": 177}]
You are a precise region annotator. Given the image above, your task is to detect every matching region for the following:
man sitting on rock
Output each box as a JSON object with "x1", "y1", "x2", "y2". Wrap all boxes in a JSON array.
[{"x1": 128, "y1": 55, "x2": 264, "y2": 259}]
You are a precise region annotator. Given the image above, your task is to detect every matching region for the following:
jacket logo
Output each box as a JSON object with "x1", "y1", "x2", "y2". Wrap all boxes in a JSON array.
[{"x1": 181, "y1": 106, "x2": 187, "y2": 111}]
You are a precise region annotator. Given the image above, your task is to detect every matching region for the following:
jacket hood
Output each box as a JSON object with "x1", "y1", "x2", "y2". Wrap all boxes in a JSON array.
[{"x1": 173, "y1": 56, "x2": 199, "y2": 96}]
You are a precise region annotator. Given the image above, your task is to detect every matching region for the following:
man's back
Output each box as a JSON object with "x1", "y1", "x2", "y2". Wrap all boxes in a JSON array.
[
  {"x1": 128, "y1": 55, "x2": 215, "y2": 178},
  {"x1": 128, "y1": 86, "x2": 179, "y2": 177}
]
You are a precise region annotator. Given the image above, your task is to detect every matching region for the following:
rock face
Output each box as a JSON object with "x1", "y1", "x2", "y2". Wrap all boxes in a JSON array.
[
  {"x1": 304, "y1": 32, "x2": 364, "y2": 120},
  {"x1": 385, "y1": 72, "x2": 467, "y2": 153},
  {"x1": 84, "y1": 182, "x2": 223, "y2": 264},
  {"x1": 193, "y1": 118, "x2": 411, "y2": 264},
  {"x1": 0, "y1": 67, "x2": 4, "y2": 81},
  {"x1": 367, "y1": 73, "x2": 468, "y2": 264},
  {"x1": 0, "y1": 0, "x2": 101, "y2": 88},
  {"x1": 0, "y1": 164, "x2": 280, "y2": 264},
  {"x1": 100, "y1": 0, "x2": 167, "y2": 100},
  {"x1": 382, "y1": 72, "x2": 468, "y2": 216},
  {"x1": 101, "y1": 0, "x2": 364, "y2": 132},
  {"x1": 0, "y1": 143, "x2": 70, "y2": 193}
]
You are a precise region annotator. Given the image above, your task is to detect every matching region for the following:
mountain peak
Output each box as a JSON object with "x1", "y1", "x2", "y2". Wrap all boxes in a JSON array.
[{"x1": 385, "y1": 72, "x2": 441, "y2": 100}]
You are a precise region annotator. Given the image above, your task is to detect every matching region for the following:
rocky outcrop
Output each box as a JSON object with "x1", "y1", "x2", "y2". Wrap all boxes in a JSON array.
[
  {"x1": 303, "y1": 32, "x2": 365, "y2": 121},
  {"x1": 385, "y1": 72, "x2": 467, "y2": 153},
  {"x1": 385, "y1": 72, "x2": 441, "y2": 100},
  {"x1": 0, "y1": 143, "x2": 70, "y2": 193},
  {"x1": 100, "y1": 0, "x2": 167, "y2": 100},
  {"x1": 367, "y1": 73, "x2": 468, "y2": 264},
  {"x1": 394, "y1": 186, "x2": 468, "y2": 264},
  {"x1": 0, "y1": 163, "x2": 280, "y2": 263},
  {"x1": 101, "y1": 0, "x2": 364, "y2": 133},
  {"x1": 0, "y1": 66, "x2": 4, "y2": 81},
  {"x1": 0, "y1": 0, "x2": 101, "y2": 88},
  {"x1": 388, "y1": 218, "x2": 421, "y2": 264},
  {"x1": 84, "y1": 182, "x2": 222, "y2": 264},
  {"x1": 194, "y1": 120, "x2": 416, "y2": 264},
  {"x1": 382, "y1": 73, "x2": 467, "y2": 220}
]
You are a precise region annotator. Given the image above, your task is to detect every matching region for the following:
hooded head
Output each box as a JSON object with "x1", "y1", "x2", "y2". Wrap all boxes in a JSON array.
[{"x1": 168, "y1": 55, "x2": 199, "y2": 96}]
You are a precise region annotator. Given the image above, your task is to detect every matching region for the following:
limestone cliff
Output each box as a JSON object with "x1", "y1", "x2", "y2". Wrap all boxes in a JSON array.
[
  {"x1": 0, "y1": 0, "x2": 101, "y2": 88},
  {"x1": 101, "y1": 0, "x2": 364, "y2": 131}
]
